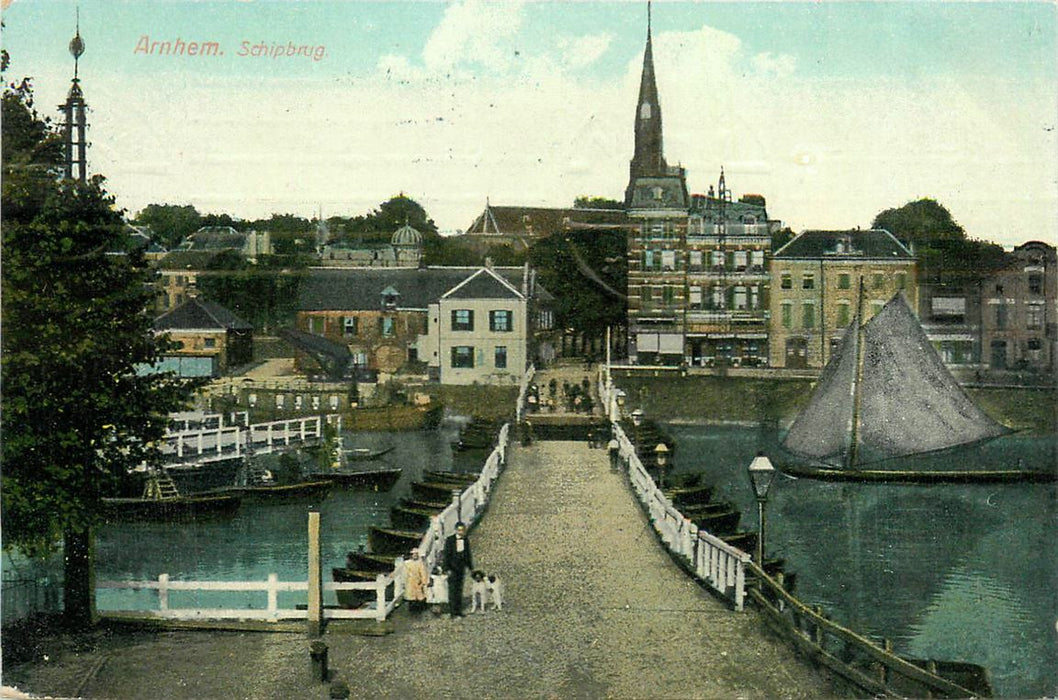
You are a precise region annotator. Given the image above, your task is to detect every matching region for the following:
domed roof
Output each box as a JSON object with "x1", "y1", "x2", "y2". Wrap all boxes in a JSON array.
[{"x1": 392, "y1": 223, "x2": 422, "y2": 247}]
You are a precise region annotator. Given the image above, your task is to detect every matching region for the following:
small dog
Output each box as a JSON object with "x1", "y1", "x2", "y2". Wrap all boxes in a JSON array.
[
  {"x1": 470, "y1": 570, "x2": 488, "y2": 613},
  {"x1": 485, "y1": 573, "x2": 503, "y2": 611}
]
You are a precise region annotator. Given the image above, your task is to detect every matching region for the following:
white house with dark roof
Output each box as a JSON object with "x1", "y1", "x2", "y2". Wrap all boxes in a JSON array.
[{"x1": 422, "y1": 268, "x2": 530, "y2": 385}]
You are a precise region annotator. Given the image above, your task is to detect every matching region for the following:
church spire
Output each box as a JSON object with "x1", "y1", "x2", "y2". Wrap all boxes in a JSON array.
[
  {"x1": 61, "y1": 9, "x2": 88, "y2": 182},
  {"x1": 625, "y1": 1, "x2": 668, "y2": 205}
]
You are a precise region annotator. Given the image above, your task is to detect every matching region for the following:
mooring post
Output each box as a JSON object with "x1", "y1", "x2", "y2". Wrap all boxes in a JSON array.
[
  {"x1": 307, "y1": 508, "x2": 323, "y2": 637},
  {"x1": 309, "y1": 640, "x2": 328, "y2": 682}
]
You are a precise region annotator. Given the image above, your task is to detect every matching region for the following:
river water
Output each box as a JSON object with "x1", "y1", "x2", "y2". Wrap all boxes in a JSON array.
[{"x1": 95, "y1": 422, "x2": 1055, "y2": 698}]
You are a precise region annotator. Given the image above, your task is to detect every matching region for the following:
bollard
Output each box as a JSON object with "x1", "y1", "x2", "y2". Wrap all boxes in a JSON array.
[
  {"x1": 329, "y1": 679, "x2": 350, "y2": 699},
  {"x1": 310, "y1": 640, "x2": 329, "y2": 682}
]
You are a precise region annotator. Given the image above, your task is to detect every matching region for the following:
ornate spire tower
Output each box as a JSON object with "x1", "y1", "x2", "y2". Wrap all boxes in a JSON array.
[
  {"x1": 624, "y1": 2, "x2": 687, "y2": 210},
  {"x1": 629, "y1": 2, "x2": 666, "y2": 180},
  {"x1": 61, "y1": 13, "x2": 88, "y2": 182}
]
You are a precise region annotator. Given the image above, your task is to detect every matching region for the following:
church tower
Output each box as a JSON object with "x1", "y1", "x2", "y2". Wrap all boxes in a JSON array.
[
  {"x1": 61, "y1": 15, "x2": 88, "y2": 183},
  {"x1": 624, "y1": 3, "x2": 687, "y2": 210}
]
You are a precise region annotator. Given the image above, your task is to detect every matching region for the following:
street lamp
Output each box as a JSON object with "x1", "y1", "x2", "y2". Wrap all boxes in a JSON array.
[
  {"x1": 654, "y1": 443, "x2": 669, "y2": 488},
  {"x1": 747, "y1": 452, "x2": 777, "y2": 565},
  {"x1": 630, "y1": 408, "x2": 644, "y2": 455}
]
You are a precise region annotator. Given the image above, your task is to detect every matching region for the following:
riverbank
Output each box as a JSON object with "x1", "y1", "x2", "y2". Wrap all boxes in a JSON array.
[{"x1": 614, "y1": 373, "x2": 1056, "y2": 435}]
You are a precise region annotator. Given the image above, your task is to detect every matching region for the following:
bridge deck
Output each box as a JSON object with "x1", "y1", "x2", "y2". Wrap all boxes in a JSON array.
[{"x1": 380, "y1": 439, "x2": 835, "y2": 698}]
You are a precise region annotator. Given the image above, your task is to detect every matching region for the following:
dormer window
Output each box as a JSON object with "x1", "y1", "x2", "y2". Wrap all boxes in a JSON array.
[{"x1": 380, "y1": 285, "x2": 400, "y2": 310}]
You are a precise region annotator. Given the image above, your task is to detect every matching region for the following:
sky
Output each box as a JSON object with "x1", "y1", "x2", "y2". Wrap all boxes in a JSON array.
[{"x1": 3, "y1": 1, "x2": 1056, "y2": 247}]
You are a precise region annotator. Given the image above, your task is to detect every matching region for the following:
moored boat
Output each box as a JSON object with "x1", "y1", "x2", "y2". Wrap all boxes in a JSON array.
[
  {"x1": 217, "y1": 479, "x2": 333, "y2": 503},
  {"x1": 342, "y1": 445, "x2": 395, "y2": 462},
  {"x1": 411, "y1": 481, "x2": 463, "y2": 502},
  {"x1": 422, "y1": 469, "x2": 480, "y2": 484},
  {"x1": 367, "y1": 526, "x2": 424, "y2": 556},
  {"x1": 719, "y1": 531, "x2": 758, "y2": 554},
  {"x1": 679, "y1": 501, "x2": 735, "y2": 520},
  {"x1": 308, "y1": 467, "x2": 402, "y2": 491},
  {"x1": 692, "y1": 508, "x2": 741, "y2": 536},
  {"x1": 344, "y1": 551, "x2": 398, "y2": 573},
  {"x1": 331, "y1": 567, "x2": 382, "y2": 608},
  {"x1": 390, "y1": 504, "x2": 437, "y2": 530},
  {"x1": 101, "y1": 493, "x2": 242, "y2": 522},
  {"x1": 400, "y1": 497, "x2": 448, "y2": 511},
  {"x1": 664, "y1": 484, "x2": 714, "y2": 506}
]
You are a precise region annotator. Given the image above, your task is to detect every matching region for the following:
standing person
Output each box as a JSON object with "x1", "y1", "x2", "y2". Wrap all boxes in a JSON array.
[
  {"x1": 608, "y1": 436, "x2": 621, "y2": 471},
  {"x1": 403, "y1": 548, "x2": 429, "y2": 614},
  {"x1": 443, "y1": 522, "x2": 473, "y2": 617}
]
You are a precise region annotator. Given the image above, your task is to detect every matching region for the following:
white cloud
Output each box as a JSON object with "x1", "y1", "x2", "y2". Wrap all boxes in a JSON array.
[
  {"x1": 52, "y1": 14, "x2": 1054, "y2": 248},
  {"x1": 559, "y1": 33, "x2": 614, "y2": 70}
]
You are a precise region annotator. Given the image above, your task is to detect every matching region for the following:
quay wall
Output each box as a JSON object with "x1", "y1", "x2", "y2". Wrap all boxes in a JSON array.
[{"x1": 613, "y1": 372, "x2": 1056, "y2": 435}]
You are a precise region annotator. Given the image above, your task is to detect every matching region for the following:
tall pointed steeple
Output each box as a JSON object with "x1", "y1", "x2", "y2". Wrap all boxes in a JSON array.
[
  {"x1": 61, "y1": 10, "x2": 88, "y2": 182},
  {"x1": 629, "y1": 2, "x2": 666, "y2": 180},
  {"x1": 624, "y1": 2, "x2": 687, "y2": 210}
]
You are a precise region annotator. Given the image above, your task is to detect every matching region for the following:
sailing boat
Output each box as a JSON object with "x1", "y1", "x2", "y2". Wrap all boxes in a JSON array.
[{"x1": 779, "y1": 290, "x2": 1054, "y2": 483}]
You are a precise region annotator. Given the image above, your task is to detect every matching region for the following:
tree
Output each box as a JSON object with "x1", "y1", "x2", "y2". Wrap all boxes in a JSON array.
[
  {"x1": 573, "y1": 195, "x2": 624, "y2": 210},
  {"x1": 134, "y1": 203, "x2": 201, "y2": 249},
  {"x1": 872, "y1": 198, "x2": 1008, "y2": 284},
  {"x1": 2, "y1": 80, "x2": 195, "y2": 626}
]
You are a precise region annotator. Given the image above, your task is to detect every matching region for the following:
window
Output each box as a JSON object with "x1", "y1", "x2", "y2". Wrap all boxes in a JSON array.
[
  {"x1": 451, "y1": 309, "x2": 474, "y2": 331},
  {"x1": 836, "y1": 302, "x2": 850, "y2": 328},
  {"x1": 838, "y1": 273, "x2": 851, "y2": 290},
  {"x1": 1029, "y1": 274, "x2": 1043, "y2": 294},
  {"x1": 538, "y1": 310, "x2": 554, "y2": 330},
  {"x1": 661, "y1": 250, "x2": 676, "y2": 270},
  {"x1": 781, "y1": 303, "x2": 792, "y2": 329},
  {"x1": 203, "y1": 337, "x2": 216, "y2": 349},
  {"x1": 451, "y1": 346, "x2": 474, "y2": 368},
  {"x1": 995, "y1": 283, "x2": 1004, "y2": 294},
  {"x1": 749, "y1": 286, "x2": 760, "y2": 310},
  {"x1": 494, "y1": 346, "x2": 508, "y2": 368},
  {"x1": 640, "y1": 102, "x2": 652, "y2": 119},
  {"x1": 643, "y1": 250, "x2": 654, "y2": 269},
  {"x1": 641, "y1": 286, "x2": 652, "y2": 303},
  {"x1": 733, "y1": 251, "x2": 748, "y2": 270},
  {"x1": 380, "y1": 317, "x2": 396, "y2": 337},
  {"x1": 711, "y1": 286, "x2": 725, "y2": 310},
  {"x1": 996, "y1": 304, "x2": 1008, "y2": 329},
  {"x1": 802, "y1": 274, "x2": 815, "y2": 290},
  {"x1": 689, "y1": 251, "x2": 703, "y2": 270},
  {"x1": 896, "y1": 273, "x2": 907, "y2": 290},
  {"x1": 734, "y1": 286, "x2": 748, "y2": 310},
  {"x1": 275, "y1": 394, "x2": 285, "y2": 409},
  {"x1": 309, "y1": 317, "x2": 325, "y2": 335},
  {"x1": 1027, "y1": 305, "x2": 1043, "y2": 330},
  {"x1": 490, "y1": 310, "x2": 513, "y2": 332},
  {"x1": 689, "y1": 286, "x2": 703, "y2": 309},
  {"x1": 871, "y1": 301, "x2": 884, "y2": 316},
  {"x1": 343, "y1": 316, "x2": 358, "y2": 336},
  {"x1": 872, "y1": 273, "x2": 884, "y2": 289},
  {"x1": 711, "y1": 250, "x2": 725, "y2": 270},
  {"x1": 780, "y1": 273, "x2": 792, "y2": 290},
  {"x1": 802, "y1": 302, "x2": 815, "y2": 328},
  {"x1": 750, "y1": 250, "x2": 765, "y2": 270}
]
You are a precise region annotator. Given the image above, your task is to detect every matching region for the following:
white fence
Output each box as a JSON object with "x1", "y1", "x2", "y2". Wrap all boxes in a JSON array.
[
  {"x1": 158, "y1": 414, "x2": 337, "y2": 463},
  {"x1": 599, "y1": 370, "x2": 750, "y2": 611},
  {"x1": 97, "y1": 423, "x2": 511, "y2": 625}
]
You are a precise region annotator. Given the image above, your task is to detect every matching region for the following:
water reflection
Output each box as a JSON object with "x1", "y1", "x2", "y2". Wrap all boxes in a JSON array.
[{"x1": 666, "y1": 424, "x2": 1057, "y2": 698}]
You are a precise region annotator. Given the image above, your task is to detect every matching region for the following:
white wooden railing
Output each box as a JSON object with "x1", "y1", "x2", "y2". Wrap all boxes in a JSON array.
[
  {"x1": 599, "y1": 371, "x2": 750, "y2": 611},
  {"x1": 158, "y1": 415, "x2": 338, "y2": 463}
]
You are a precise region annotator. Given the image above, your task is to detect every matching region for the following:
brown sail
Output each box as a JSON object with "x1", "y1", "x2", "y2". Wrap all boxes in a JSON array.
[{"x1": 783, "y1": 293, "x2": 1009, "y2": 469}]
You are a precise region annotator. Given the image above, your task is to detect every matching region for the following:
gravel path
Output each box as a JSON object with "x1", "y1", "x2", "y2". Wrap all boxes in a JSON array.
[{"x1": 4, "y1": 440, "x2": 839, "y2": 699}]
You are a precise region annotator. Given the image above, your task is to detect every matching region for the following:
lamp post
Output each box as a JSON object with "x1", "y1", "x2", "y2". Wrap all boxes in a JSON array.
[
  {"x1": 747, "y1": 452, "x2": 776, "y2": 565},
  {"x1": 654, "y1": 443, "x2": 669, "y2": 488},
  {"x1": 630, "y1": 408, "x2": 644, "y2": 456}
]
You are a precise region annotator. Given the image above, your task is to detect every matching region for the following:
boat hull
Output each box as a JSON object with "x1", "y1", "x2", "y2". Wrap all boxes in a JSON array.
[
  {"x1": 101, "y1": 494, "x2": 241, "y2": 522},
  {"x1": 779, "y1": 463, "x2": 1057, "y2": 484},
  {"x1": 693, "y1": 509, "x2": 741, "y2": 536},
  {"x1": 664, "y1": 485, "x2": 714, "y2": 506},
  {"x1": 344, "y1": 552, "x2": 398, "y2": 573},
  {"x1": 308, "y1": 467, "x2": 402, "y2": 491},
  {"x1": 411, "y1": 481, "x2": 461, "y2": 502},
  {"x1": 217, "y1": 480, "x2": 333, "y2": 503},
  {"x1": 367, "y1": 526, "x2": 423, "y2": 556},
  {"x1": 390, "y1": 505, "x2": 437, "y2": 530},
  {"x1": 331, "y1": 567, "x2": 380, "y2": 608}
]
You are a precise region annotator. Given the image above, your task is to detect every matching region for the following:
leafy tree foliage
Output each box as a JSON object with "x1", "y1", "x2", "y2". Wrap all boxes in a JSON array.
[
  {"x1": 2, "y1": 81, "x2": 195, "y2": 623},
  {"x1": 872, "y1": 198, "x2": 1008, "y2": 284},
  {"x1": 326, "y1": 194, "x2": 439, "y2": 245},
  {"x1": 573, "y1": 195, "x2": 624, "y2": 210},
  {"x1": 134, "y1": 203, "x2": 202, "y2": 249},
  {"x1": 530, "y1": 228, "x2": 627, "y2": 344}
]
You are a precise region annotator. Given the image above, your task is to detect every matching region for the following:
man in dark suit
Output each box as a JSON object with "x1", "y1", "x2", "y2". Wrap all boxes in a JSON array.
[{"x1": 443, "y1": 522, "x2": 472, "y2": 617}]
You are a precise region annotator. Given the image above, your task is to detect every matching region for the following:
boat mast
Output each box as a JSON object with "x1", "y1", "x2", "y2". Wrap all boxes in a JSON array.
[{"x1": 846, "y1": 277, "x2": 867, "y2": 470}]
